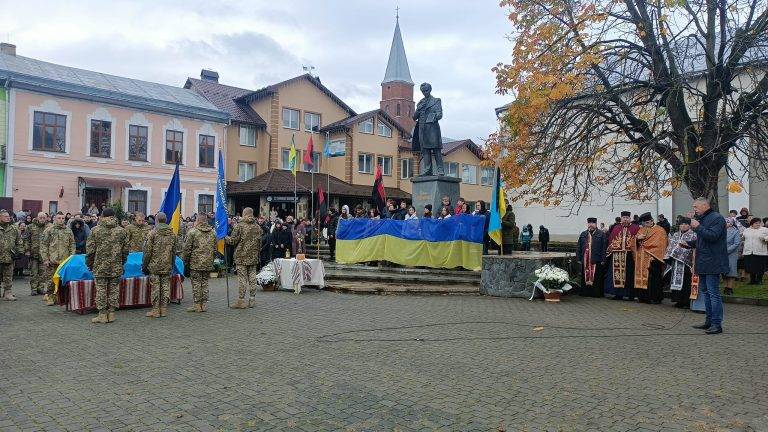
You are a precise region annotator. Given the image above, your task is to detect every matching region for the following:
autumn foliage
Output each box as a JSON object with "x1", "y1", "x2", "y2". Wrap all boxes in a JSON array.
[{"x1": 490, "y1": 0, "x2": 768, "y2": 210}]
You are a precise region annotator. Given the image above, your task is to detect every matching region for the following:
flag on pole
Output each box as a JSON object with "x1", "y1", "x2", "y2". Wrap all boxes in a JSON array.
[
  {"x1": 303, "y1": 135, "x2": 314, "y2": 169},
  {"x1": 488, "y1": 168, "x2": 507, "y2": 246},
  {"x1": 323, "y1": 132, "x2": 345, "y2": 157},
  {"x1": 288, "y1": 134, "x2": 298, "y2": 176},
  {"x1": 159, "y1": 163, "x2": 182, "y2": 234},
  {"x1": 318, "y1": 184, "x2": 329, "y2": 226},
  {"x1": 371, "y1": 164, "x2": 387, "y2": 214},
  {"x1": 214, "y1": 149, "x2": 228, "y2": 254}
]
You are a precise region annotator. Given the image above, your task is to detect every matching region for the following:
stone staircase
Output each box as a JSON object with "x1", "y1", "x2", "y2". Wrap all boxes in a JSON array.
[{"x1": 323, "y1": 262, "x2": 480, "y2": 295}]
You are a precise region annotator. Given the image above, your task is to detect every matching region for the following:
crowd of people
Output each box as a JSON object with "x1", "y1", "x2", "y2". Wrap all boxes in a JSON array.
[{"x1": 574, "y1": 198, "x2": 768, "y2": 335}]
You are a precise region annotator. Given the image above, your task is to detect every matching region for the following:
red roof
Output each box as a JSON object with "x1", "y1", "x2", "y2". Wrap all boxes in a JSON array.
[{"x1": 184, "y1": 78, "x2": 266, "y2": 126}]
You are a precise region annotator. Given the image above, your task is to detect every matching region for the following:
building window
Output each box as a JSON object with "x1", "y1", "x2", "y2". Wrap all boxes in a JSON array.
[
  {"x1": 282, "y1": 108, "x2": 299, "y2": 130},
  {"x1": 461, "y1": 164, "x2": 478, "y2": 185},
  {"x1": 304, "y1": 112, "x2": 321, "y2": 132},
  {"x1": 198, "y1": 134, "x2": 215, "y2": 168},
  {"x1": 198, "y1": 194, "x2": 214, "y2": 214},
  {"x1": 358, "y1": 153, "x2": 373, "y2": 174},
  {"x1": 128, "y1": 124, "x2": 148, "y2": 161},
  {"x1": 165, "y1": 130, "x2": 184, "y2": 164},
  {"x1": 481, "y1": 167, "x2": 495, "y2": 186},
  {"x1": 377, "y1": 156, "x2": 393, "y2": 176},
  {"x1": 90, "y1": 120, "x2": 111, "y2": 158},
  {"x1": 359, "y1": 118, "x2": 374, "y2": 134},
  {"x1": 238, "y1": 162, "x2": 256, "y2": 182},
  {"x1": 32, "y1": 111, "x2": 66, "y2": 152},
  {"x1": 239, "y1": 125, "x2": 256, "y2": 147},
  {"x1": 400, "y1": 158, "x2": 413, "y2": 179},
  {"x1": 378, "y1": 122, "x2": 392, "y2": 138},
  {"x1": 127, "y1": 190, "x2": 148, "y2": 214},
  {"x1": 304, "y1": 151, "x2": 320, "y2": 173},
  {"x1": 396, "y1": 104, "x2": 401, "y2": 116},
  {"x1": 443, "y1": 162, "x2": 459, "y2": 178},
  {"x1": 281, "y1": 148, "x2": 291, "y2": 170},
  {"x1": 48, "y1": 201, "x2": 58, "y2": 215}
]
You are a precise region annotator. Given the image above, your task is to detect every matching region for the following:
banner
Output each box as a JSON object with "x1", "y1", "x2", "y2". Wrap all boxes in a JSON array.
[{"x1": 335, "y1": 214, "x2": 485, "y2": 271}]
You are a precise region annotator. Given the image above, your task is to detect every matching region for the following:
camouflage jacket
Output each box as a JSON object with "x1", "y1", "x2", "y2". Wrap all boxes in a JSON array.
[
  {"x1": 40, "y1": 223, "x2": 75, "y2": 264},
  {"x1": 181, "y1": 224, "x2": 217, "y2": 272},
  {"x1": 27, "y1": 220, "x2": 51, "y2": 259},
  {"x1": 125, "y1": 222, "x2": 152, "y2": 252},
  {"x1": 0, "y1": 222, "x2": 22, "y2": 264},
  {"x1": 225, "y1": 216, "x2": 262, "y2": 266},
  {"x1": 143, "y1": 223, "x2": 179, "y2": 275},
  {"x1": 86, "y1": 216, "x2": 128, "y2": 278}
]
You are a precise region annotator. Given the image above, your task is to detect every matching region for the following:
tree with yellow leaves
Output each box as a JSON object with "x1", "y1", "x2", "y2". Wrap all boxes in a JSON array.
[{"x1": 491, "y1": 0, "x2": 767, "y2": 211}]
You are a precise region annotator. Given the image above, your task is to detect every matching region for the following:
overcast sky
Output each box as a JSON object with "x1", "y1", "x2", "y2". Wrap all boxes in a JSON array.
[{"x1": 3, "y1": 0, "x2": 513, "y2": 142}]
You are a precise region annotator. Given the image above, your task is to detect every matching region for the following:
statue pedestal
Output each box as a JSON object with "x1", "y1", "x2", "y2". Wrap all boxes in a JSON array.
[
  {"x1": 480, "y1": 252, "x2": 575, "y2": 298},
  {"x1": 411, "y1": 175, "x2": 462, "y2": 216}
]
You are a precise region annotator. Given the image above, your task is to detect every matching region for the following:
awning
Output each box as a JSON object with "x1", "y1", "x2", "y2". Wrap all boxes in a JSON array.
[{"x1": 79, "y1": 177, "x2": 132, "y2": 189}]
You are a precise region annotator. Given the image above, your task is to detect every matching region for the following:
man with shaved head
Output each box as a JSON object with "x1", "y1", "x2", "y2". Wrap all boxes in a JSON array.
[{"x1": 26, "y1": 211, "x2": 51, "y2": 296}]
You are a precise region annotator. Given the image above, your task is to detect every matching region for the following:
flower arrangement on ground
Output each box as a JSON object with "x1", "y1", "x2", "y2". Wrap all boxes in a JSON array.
[
  {"x1": 530, "y1": 264, "x2": 573, "y2": 302},
  {"x1": 256, "y1": 261, "x2": 277, "y2": 290}
]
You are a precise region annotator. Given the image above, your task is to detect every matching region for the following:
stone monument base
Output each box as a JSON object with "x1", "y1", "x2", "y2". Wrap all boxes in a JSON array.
[
  {"x1": 411, "y1": 175, "x2": 462, "y2": 216},
  {"x1": 480, "y1": 252, "x2": 575, "y2": 298}
]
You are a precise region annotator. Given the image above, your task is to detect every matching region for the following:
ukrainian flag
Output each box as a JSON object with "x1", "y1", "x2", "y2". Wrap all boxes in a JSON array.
[
  {"x1": 214, "y1": 150, "x2": 228, "y2": 254},
  {"x1": 160, "y1": 163, "x2": 182, "y2": 234},
  {"x1": 288, "y1": 134, "x2": 298, "y2": 176},
  {"x1": 335, "y1": 215, "x2": 485, "y2": 271},
  {"x1": 488, "y1": 168, "x2": 506, "y2": 246}
]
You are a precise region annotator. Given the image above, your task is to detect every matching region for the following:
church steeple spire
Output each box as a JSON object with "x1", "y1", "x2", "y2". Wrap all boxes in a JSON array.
[{"x1": 382, "y1": 13, "x2": 413, "y2": 85}]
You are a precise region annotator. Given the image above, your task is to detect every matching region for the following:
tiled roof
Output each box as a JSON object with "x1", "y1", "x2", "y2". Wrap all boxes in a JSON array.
[
  {"x1": 0, "y1": 52, "x2": 228, "y2": 122},
  {"x1": 228, "y1": 169, "x2": 410, "y2": 199},
  {"x1": 319, "y1": 109, "x2": 411, "y2": 138},
  {"x1": 237, "y1": 74, "x2": 357, "y2": 117},
  {"x1": 184, "y1": 78, "x2": 266, "y2": 126}
]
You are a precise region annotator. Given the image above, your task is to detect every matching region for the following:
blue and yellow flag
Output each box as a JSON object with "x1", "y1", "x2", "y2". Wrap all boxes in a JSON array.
[
  {"x1": 215, "y1": 150, "x2": 228, "y2": 254},
  {"x1": 160, "y1": 163, "x2": 182, "y2": 234},
  {"x1": 288, "y1": 134, "x2": 298, "y2": 176},
  {"x1": 488, "y1": 167, "x2": 507, "y2": 246},
  {"x1": 336, "y1": 215, "x2": 485, "y2": 271}
]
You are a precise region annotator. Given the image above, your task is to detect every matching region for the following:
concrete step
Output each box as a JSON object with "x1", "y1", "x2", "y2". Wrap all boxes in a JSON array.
[
  {"x1": 325, "y1": 268, "x2": 480, "y2": 286},
  {"x1": 324, "y1": 262, "x2": 479, "y2": 278},
  {"x1": 325, "y1": 281, "x2": 479, "y2": 295}
]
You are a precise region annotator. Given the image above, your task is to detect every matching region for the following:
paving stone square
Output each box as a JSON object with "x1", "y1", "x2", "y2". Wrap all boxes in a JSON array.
[{"x1": 1, "y1": 277, "x2": 767, "y2": 431}]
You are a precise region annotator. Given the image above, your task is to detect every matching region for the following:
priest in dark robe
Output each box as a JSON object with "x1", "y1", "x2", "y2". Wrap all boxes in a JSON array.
[
  {"x1": 577, "y1": 217, "x2": 607, "y2": 297},
  {"x1": 605, "y1": 211, "x2": 640, "y2": 300},
  {"x1": 664, "y1": 217, "x2": 697, "y2": 308},
  {"x1": 634, "y1": 212, "x2": 668, "y2": 304}
]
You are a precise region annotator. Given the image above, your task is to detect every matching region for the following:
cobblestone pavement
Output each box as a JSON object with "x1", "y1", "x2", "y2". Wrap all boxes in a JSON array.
[{"x1": 1, "y1": 277, "x2": 768, "y2": 432}]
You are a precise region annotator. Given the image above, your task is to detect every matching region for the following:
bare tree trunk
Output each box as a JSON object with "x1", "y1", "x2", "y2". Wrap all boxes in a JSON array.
[{"x1": 685, "y1": 163, "x2": 722, "y2": 212}]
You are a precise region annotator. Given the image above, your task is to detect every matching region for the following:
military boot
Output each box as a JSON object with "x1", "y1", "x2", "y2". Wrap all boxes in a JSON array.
[
  {"x1": 146, "y1": 308, "x2": 160, "y2": 318},
  {"x1": 107, "y1": 311, "x2": 116, "y2": 323},
  {"x1": 230, "y1": 299, "x2": 247, "y2": 309},
  {"x1": 200, "y1": 302, "x2": 207, "y2": 312},
  {"x1": 159, "y1": 307, "x2": 168, "y2": 317},
  {"x1": 186, "y1": 303, "x2": 200, "y2": 313},
  {"x1": 2, "y1": 291, "x2": 17, "y2": 301},
  {"x1": 248, "y1": 297, "x2": 256, "y2": 308},
  {"x1": 91, "y1": 312, "x2": 108, "y2": 324}
]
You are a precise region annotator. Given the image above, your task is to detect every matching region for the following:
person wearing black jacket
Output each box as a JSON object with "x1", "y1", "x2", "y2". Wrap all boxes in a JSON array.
[
  {"x1": 271, "y1": 221, "x2": 293, "y2": 260},
  {"x1": 577, "y1": 217, "x2": 607, "y2": 297},
  {"x1": 538, "y1": 225, "x2": 550, "y2": 252},
  {"x1": 327, "y1": 209, "x2": 339, "y2": 260}
]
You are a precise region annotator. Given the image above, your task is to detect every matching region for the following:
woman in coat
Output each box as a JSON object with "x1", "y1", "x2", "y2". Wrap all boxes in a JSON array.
[
  {"x1": 723, "y1": 217, "x2": 742, "y2": 295},
  {"x1": 742, "y1": 217, "x2": 768, "y2": 284},
  {"x1": 520, "y1": 224, "x2": 533, "y2": 251}
]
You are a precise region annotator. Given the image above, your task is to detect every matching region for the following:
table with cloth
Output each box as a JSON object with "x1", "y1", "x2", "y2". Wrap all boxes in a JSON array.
[
  {"x1": 272, "y1": 258, "x2": 325, "y2": 293},
  {"x1": 53, "y1": 252, "x2": 185, "y2": 314}
]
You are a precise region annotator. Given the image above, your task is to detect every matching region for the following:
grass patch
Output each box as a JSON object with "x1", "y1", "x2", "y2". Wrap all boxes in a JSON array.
[{"x1": 731, "y1": 280, "x2": 768, "y2": 300}]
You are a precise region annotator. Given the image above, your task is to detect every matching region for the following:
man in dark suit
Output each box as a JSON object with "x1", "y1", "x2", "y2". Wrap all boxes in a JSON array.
[{"x1": 577, "y1": 217, "x2": 607, "y2": 297}]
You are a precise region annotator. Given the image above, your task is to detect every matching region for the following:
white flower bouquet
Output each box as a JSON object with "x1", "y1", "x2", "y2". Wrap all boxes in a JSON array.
[
  {"x1": 256, "y1": 261, "x2": 277, "y2": 287},
  {"x1": 530, "y1": 264, "x2": 573, "y2": 301}
]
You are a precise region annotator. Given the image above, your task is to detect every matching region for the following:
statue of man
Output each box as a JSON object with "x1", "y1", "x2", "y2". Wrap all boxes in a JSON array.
[{"x1": 412, "y1": 82, "x2": 444, "y2": 176}]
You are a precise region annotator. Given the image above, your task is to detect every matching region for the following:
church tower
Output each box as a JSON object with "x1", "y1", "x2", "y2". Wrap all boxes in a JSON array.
[{"x1": 380, "y1": 14, "x2": 415, "y2": 133}]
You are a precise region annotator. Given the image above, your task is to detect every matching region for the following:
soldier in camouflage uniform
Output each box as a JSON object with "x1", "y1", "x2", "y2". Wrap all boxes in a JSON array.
[
  {"x1": 27, "y1": 212, "x2": 51, "y2": 295},
  {"x1": 125, "y1": 212, "x2": 152, "y2": 252},
  {"x1": 181, "y1": 214, "x2": 216, "y2": 313},
  {"x1": 225, "y1": 207, "x2": 262, "y2": 309},
  {"x1": 86, "y1": 208, "x2": 128, "y2": 324},
  {"x1": 142, "y1": 212, "x2": 179, "y2": 319},
  {"x1": 40, "y1": 212, "x2": 75, "y2": 306},
  {"x1": 0, "y1": 210, "x2": 22, "y2": 301}
]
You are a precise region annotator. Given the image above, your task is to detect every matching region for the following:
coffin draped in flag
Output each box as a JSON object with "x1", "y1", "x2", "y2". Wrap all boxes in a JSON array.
[
  {"x1": 53, "y1": 252, "x2": 184, "y2": 292},
  {"x1": 335, "y1": 214, "x2": 485, "y2": 271}
]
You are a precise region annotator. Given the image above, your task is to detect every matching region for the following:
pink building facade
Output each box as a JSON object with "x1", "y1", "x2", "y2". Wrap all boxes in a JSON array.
[{"x1": 0, "y1": 45, "x2": 229, "y2": 217}]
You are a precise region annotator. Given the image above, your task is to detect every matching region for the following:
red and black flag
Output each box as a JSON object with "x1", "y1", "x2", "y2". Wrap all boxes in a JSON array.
[
  {"x1": 318, "y1": 184, "x2": 329, "y2": 226},
  {"x1": 372, "y1": 164, "x2": 387, "y2": 214}
]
